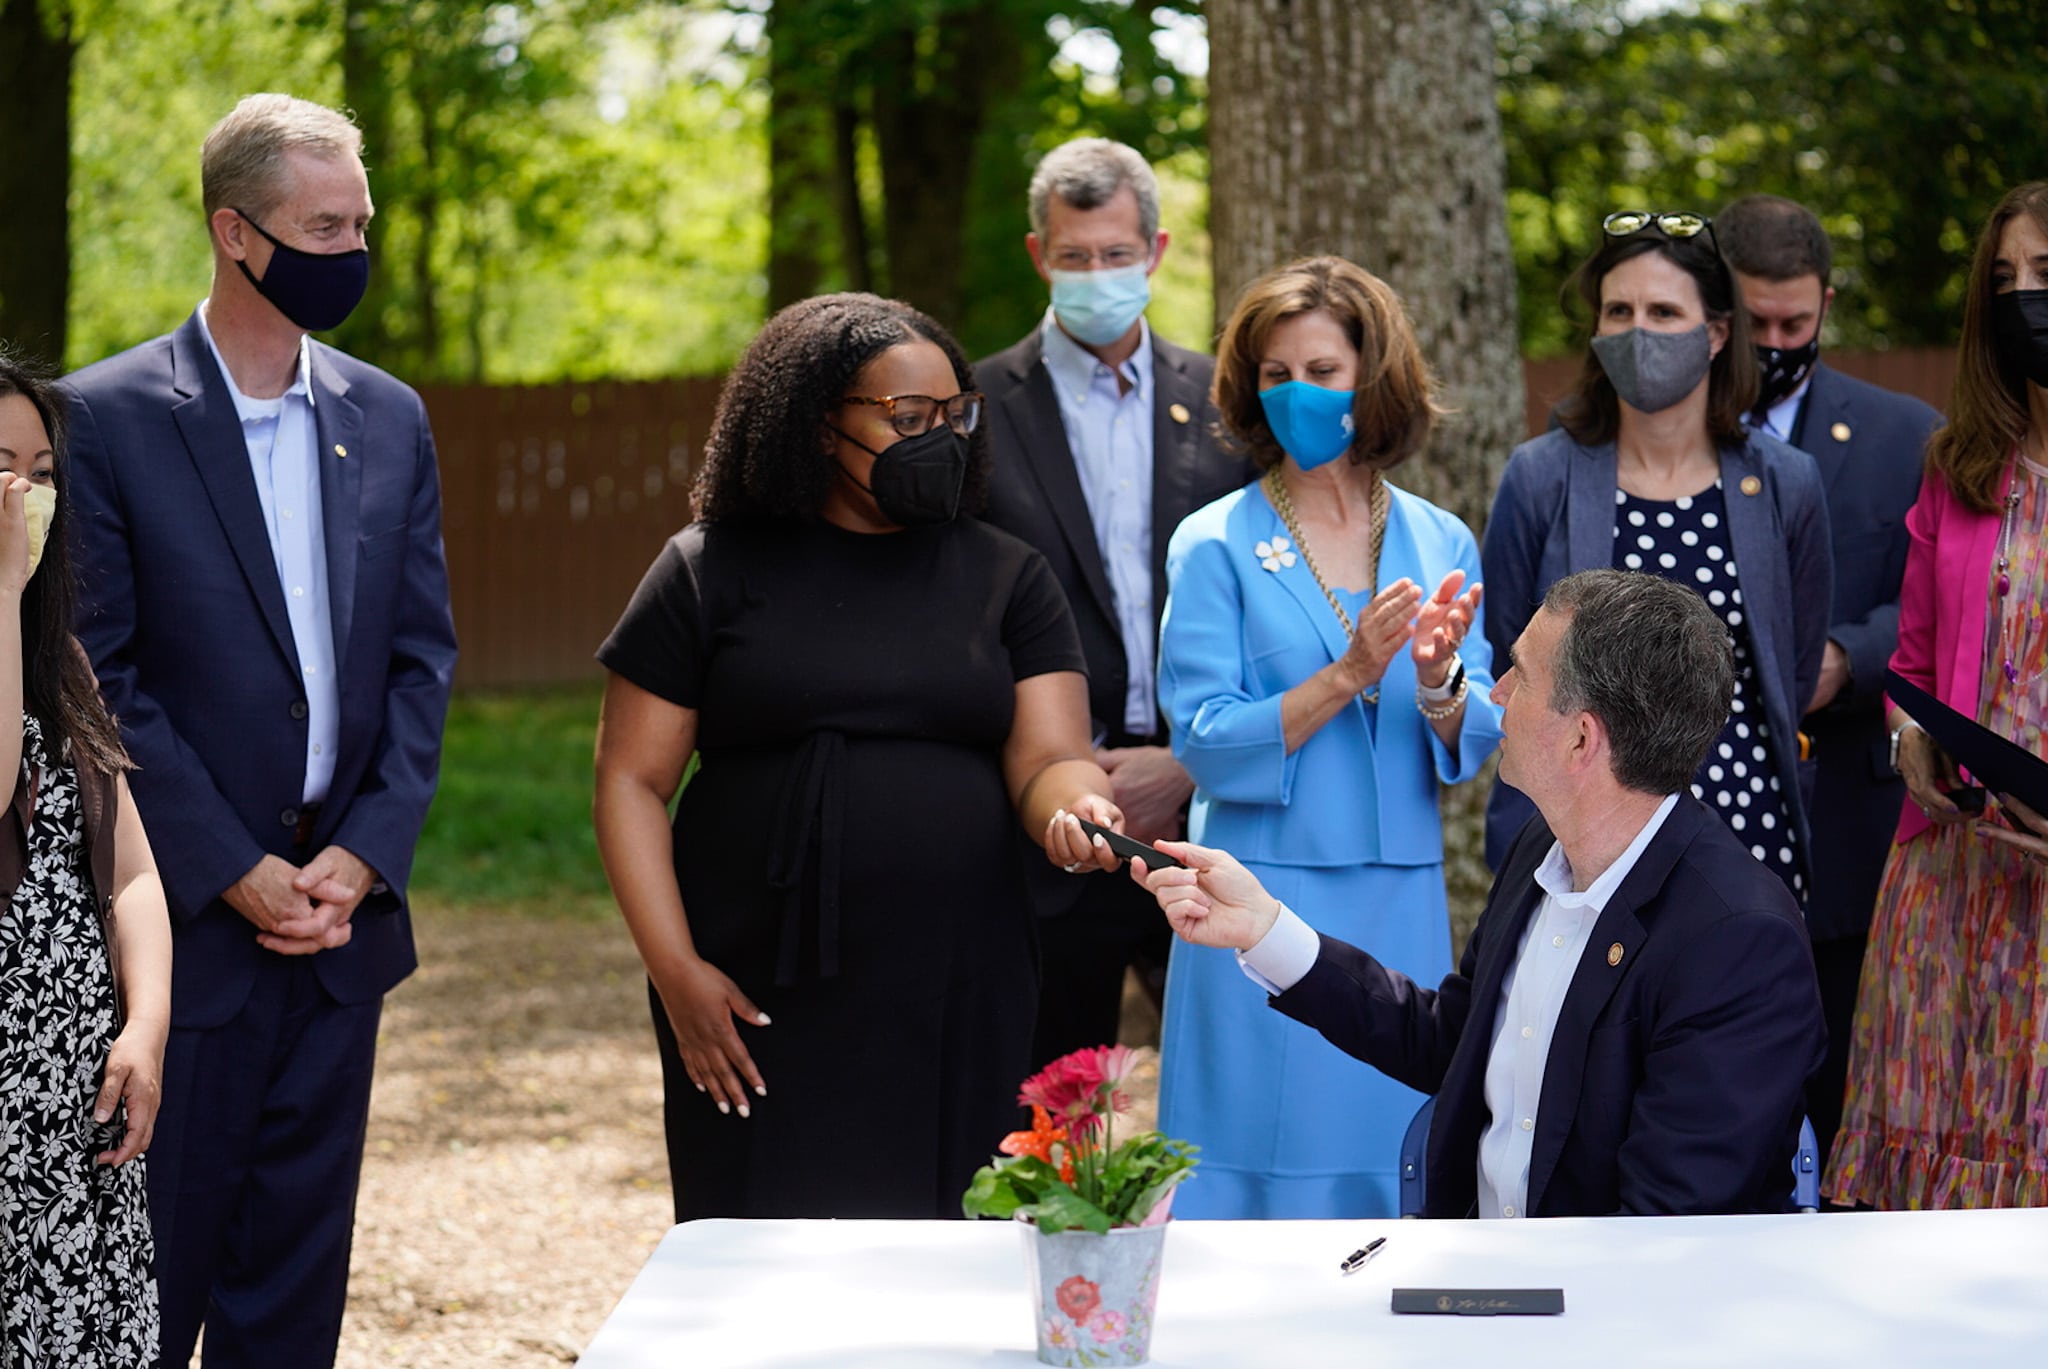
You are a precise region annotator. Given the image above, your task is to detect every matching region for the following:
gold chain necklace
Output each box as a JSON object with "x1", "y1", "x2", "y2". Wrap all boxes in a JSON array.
[{"x1": 1263, "y1": 467, "x2": 1389, "y2": 703}]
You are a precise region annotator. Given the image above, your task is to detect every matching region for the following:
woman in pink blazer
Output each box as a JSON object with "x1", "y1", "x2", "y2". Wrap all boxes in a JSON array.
[{"x1": 1826, "y1": 182, "x2": 2048, "y2": 1209}]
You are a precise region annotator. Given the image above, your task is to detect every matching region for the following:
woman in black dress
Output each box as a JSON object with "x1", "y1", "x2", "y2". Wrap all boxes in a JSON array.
[
  {"x1": 594, "y1": 295, "x2": 1124, "y2": 1220},
  {"x1": 0, "y1": 350, "x2": 172, "y2": 1365}
]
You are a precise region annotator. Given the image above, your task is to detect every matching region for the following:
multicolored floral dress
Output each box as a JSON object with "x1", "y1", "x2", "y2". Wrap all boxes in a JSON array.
[
  {"x1": 0, "y1": 715, "x2": 158, "y2": 1366},
  {"x1": 1826, "y1": 457, "x2": 2048, "y2": 1209}
]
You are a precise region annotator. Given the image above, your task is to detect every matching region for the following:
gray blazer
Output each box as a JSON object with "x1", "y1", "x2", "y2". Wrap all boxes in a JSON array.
[{"x1": 1478, "y1": 426, "x2": 1833, "y2": 881}]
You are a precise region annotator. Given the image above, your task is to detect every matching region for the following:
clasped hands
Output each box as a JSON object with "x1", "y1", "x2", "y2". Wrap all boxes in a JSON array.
[
  {"x1": 1890, "y1": 724, "x2": 2048, "y2": 863},
  {"x1": 1339, "y1": 570, "x2": 1483, "y2": 697},
  {"x1": 224, "y1": 847, "x2": 377, "y2": 954}
]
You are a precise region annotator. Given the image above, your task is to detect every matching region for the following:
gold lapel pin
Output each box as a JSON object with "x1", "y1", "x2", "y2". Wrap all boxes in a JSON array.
[
  {"x1": 1169, "y1": 402, "x2": 1191, "y2": 425},
  {"x1": 334, "y1": 443, "x2": 349, "y2": 458},
  {"x1": 1606, "y1": 942, "x2": 1624, "y2": 967},
  {"x1": 1830, "y1": 422, "x2": 1851, "y2": 443},
  {"x1": 1739, "y1": 475, "x2": 1762, "y2": 496}
]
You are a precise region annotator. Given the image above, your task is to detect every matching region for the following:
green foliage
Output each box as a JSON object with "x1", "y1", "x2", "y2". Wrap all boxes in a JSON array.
[
  {"x1": 1496, "y1": 0, "x2": 2048, "y2": 355},
  {"x1": 962, "y1": 1131, "x2": 1198, "y2": 1234},
  {"x1": 411, "y1": 688, "x2": 612, "y2": 911}
]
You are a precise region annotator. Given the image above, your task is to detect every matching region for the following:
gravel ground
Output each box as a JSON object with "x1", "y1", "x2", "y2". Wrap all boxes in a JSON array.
[{"x1": 330, "y1": 905, "x2": 1161, "y2": 1366}]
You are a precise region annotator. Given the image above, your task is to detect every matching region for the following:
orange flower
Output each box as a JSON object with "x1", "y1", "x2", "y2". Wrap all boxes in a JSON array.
[{"x1": 1000, "y1": 1105, "x2": 1068, "y2": 1166}]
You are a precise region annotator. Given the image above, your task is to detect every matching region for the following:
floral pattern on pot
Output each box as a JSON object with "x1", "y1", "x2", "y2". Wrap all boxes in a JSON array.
[{"x1": 1024, "y1": 1223, "x2": 1167, "y2": 1367}]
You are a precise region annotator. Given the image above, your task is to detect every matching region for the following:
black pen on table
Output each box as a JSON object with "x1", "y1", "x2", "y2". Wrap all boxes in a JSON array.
[{"x1": 1339, "y1": 1236, "x2": 1386, "y2": 1275}]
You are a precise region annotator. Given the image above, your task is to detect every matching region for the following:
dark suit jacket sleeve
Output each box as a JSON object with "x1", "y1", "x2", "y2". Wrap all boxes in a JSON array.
[
  {"x1": 1828, "y1": 399, "x2": 1944, "y2": 711},
  {"x1": 331, "y1": 390, "x2": 457, "y2": 896},
  {"x1": 1783, "y1": 458, "x2": 1835, "y2": 722},
  {"x1": 1269, "y1": 928, "x2": 1479, "y2": 1097},
  {"x1": 1616, "y1": 904, "x2": 1824, "y2": 1215},
  {"x1": 62, "y1": 384, "x2": 270, "y2": 921}
]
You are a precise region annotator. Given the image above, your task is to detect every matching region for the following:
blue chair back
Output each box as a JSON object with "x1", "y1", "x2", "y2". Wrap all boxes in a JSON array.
[
  {"x1": 1398, "y1": 1094, "x2": 1434, "y2": 1218},
  {"x1": 1395, "y1": 1095, "x2": 1822, "y2": 1216}
]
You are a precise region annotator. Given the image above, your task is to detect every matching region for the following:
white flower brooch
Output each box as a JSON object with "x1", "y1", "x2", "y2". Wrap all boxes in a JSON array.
[{"x1": 1255, "y1": 536, "x2": 1297, "y2": 572}]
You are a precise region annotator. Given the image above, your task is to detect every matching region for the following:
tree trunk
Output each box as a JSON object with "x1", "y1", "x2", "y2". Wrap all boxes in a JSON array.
[
  {"x1": 1208, "y1": 0, "x2": 1523, "y2": 931},
  {"x1": 766, "y1": 0, "x2": 837, "y2": 310},
  {"x1": 0, "y1": 0, "x2": 74, "y2": 365}
]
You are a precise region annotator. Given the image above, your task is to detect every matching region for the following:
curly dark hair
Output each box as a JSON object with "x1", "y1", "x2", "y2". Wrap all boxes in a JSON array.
[
  {"x1": 0, "y1": 346, "x2": 129, "y2": 778},
  {"x1": 692, "y1": 294, "x2": 990, "y2": 523}
]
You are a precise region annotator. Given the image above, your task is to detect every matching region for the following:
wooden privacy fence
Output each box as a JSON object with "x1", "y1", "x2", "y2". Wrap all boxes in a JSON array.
[{"x1": 428, "y1": 347, "x2": 1956, "y2": 690}]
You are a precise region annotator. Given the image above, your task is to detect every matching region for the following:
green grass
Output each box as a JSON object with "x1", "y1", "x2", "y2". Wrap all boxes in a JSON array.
[{"x1": 412, "y1": 687, "x2": 614, "y2": 915}]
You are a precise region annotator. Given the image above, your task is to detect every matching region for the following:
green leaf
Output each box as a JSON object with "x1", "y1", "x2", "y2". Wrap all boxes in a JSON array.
[{"x1": 1020, "y1": 1186, "x2": 1113, "y2": 1236}]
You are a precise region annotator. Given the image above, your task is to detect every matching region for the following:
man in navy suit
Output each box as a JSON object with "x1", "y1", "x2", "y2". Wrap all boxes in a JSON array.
[
  {"x1": 1718, "y1": 195, "x2": 1943, "y2": 1166},
  {"x1": 975, "y1": 138, "x2": 1253, "y2": 1062},
  {"x1": 1136, "y1": 571, "x2": 1824, "y2": 1218},
  {"x1": 61, "y1": 95, "x2": 456, "y2": 1366}
]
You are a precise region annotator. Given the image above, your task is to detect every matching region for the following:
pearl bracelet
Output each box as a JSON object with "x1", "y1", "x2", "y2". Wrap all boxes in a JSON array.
[{"x1": 1417, "y1": 675, "x2": 1469, "y2": 721}]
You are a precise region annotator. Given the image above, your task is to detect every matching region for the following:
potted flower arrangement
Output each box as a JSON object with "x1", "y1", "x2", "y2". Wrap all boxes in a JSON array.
[{"x1": 963, "y1": 1045, "x2": 1198, "y2": 1367}]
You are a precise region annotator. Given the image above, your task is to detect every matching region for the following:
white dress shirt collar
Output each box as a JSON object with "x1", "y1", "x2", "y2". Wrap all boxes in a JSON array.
[{"x1": 196, "y1": 300, "x2": 316, "y2": 418}]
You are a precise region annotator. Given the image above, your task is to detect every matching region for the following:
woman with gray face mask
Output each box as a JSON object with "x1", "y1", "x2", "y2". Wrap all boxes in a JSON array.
[{"x1": 1478, "y1": 213, "x2": 1833, "y2": 901}]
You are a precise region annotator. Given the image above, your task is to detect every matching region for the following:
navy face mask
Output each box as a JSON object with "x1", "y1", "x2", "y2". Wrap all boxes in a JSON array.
[
  {"x1": 1993, "y1": 290, "x2": 2048, "y2": 388},
  {"x1": 234, "y1": 209, "x2": 370, "y2": 332}
]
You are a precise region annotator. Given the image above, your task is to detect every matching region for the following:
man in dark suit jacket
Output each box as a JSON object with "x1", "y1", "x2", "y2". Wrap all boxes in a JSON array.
[
  {"x1": 61, "y1": 95, "x2": 457, "y2": 1367},
  {"x1": 975, "y1": 137, "x2": 1253, "y2": 1062},
  {"x1": 1137, "y1": 571, "x2": 1825, "y2": 1217},
  {"x1": 1719, "y1": 195, "x2": 1944, "y2": 1165}
]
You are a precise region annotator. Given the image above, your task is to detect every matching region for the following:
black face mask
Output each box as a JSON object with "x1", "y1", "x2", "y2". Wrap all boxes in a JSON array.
[
  {"x1": 233, "y1": 209, "x2": 370, "y2": 332},
  {"x1": 1753, "y1": 334, "x2": 1821, "y2": 412},
  {"x1": 830, "y1": 422, "x2": 968, "y2": 527},
  {"x1": 1993, "y1": 289, "x2": 2048, "y2": 388}
]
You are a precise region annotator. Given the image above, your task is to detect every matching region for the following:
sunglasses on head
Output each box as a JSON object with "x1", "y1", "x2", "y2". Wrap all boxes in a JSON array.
[{"x1": 1603, "y1": 210, "x2": 1719, "y2": 256}]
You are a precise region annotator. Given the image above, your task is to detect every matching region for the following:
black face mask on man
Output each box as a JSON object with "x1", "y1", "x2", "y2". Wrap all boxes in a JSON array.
[
  {"x1": 233, "y1": 209, "x2": 370, "y2": 332},
  {"x1": 829, "y1": 422, "x2": 968, "y2": 527},
  {"x1": 1992, "y1": 290, "x2": 2048, "y2": 389},
  {"x1": 1754, "y1": 334, "x2": 1822, "y2": 413}
]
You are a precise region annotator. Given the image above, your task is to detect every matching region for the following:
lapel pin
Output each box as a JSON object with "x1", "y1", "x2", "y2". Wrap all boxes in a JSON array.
[
  {"x1": 1830, "y1": 422, "x2": 1851, "y2": 443},
  {"x1": 1739, "y1": 475, "x2": 1762, "y2": 497},
  {"x1": 333, "y1": 443, "x2": 348, "y2": 458},
  {"x1": 1169, "y1": 402, "x2": 1191, "y2": 425},
  {"x1": 1606, "y1": 942, "x2": 1624, "y2": 967}
]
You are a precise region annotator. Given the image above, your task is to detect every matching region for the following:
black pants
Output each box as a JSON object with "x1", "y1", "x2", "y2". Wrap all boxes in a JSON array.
[{"x1": 1805, "y1": 931, "x2": 1868, "y2": 1188}]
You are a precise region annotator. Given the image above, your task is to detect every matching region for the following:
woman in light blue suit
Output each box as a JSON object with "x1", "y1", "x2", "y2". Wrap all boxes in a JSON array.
[{"x1": 1155, "y1": 257, "x2": 1502, "y2": 1219}]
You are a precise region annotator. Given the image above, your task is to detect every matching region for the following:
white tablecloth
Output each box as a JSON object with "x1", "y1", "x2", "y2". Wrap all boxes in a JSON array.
[{"x1": 578, "y1": 1209, "x2": 2048, "y2": 1367}]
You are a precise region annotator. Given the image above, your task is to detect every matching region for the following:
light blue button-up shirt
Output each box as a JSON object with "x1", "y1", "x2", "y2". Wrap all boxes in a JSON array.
[
  {"x1": 1040, "y1": 311, "x2": 1158, "y2": 736},
  {"x1": 197, "y1": 303, "x2": 339, "y2": 806}
]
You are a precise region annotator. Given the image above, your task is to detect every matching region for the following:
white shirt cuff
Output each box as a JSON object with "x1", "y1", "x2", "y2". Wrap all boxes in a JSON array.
[{"x1": 1236, "y1": 902, "x2": 1321, "y2": 995}]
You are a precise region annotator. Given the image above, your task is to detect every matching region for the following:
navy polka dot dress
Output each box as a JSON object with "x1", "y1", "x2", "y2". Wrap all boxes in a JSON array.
[{"x1": 1613, "y1": 482, "x2": 1803, "y2": 900}]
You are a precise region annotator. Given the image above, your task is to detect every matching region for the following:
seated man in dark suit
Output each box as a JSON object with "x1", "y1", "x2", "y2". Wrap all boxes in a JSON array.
[{"x1": 1127, "y1": 569, "x2": 1826, "y2": 1218}]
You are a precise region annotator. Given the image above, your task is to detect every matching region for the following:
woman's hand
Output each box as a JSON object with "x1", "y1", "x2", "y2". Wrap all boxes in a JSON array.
[
  {"x1": 1128, "y1": 839, "x2": 1281, "y2": 952},
  {"x1": 1045, "y1": 792, "x2": 1126, "y2": 873},
  {"x1": 0, "y1": 475, "x2": 33, "y2": 597},
  {"x1": 1336, "y1": 577, "x2": 1422, "y2": 695},
  {"x1": 94, "y1": 1019, "x2": 166, "y2": 1167},
  {"x1": 1894, "y1": 723, "x2": 1970, "y2": 824},
  {"x1": 1411, "y1": 571, "x2": 1483, "y2": 690},
  {"x1": 1977, "y1": 792, "x2": 2048, "y2": 866},
  {"x1": 653, "y1": 957, "x2": 770, "y2": 1118}
]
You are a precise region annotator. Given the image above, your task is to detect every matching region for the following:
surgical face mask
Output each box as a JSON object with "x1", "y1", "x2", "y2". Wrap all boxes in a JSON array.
[
  {"x1": 1591, "y1": 324, "x2": 1714, "y2": 414},
  {"x1": 233, "y1": 209, "x2": 370, "y2": 332},
  {"x1": 1258, "y1": 381, "x2": 1356, "y2": 470},
  {"x1": 22, "y1": 483, "x2": 55, "y2": 581},
  {"x1": 1992, "y1": 290, "x2": 2048, "y2": 388},
  {"x1": 1753, "y1": 334, "x2": 1821, "y2": 412},
  {"x1": 830, "y1": 422, "x2": 969, "y2": 527},
  {"x1": 1049, "y1": 264, "x2": 1152, "y2": 347}
]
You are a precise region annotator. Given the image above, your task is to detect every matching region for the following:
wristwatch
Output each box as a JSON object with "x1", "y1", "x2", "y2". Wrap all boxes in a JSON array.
[
  {"x1": 1419, "y1": 657, "x2": 1466, "y2": 705},
  {"x1": 1888, "y1": 718, "x2": 1922, "y2": 775}
]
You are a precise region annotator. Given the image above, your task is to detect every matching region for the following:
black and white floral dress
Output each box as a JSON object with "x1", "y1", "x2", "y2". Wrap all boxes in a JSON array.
[{"x1": 0, "y1": 715, "x2": 157, "y2": 1367}]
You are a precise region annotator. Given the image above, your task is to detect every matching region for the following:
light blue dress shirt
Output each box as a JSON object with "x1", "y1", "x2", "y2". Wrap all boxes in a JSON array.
[
  {"x1": 197, "y1": 303, "x2": 339, "y2": 805},
  {"x1": 1039, "y1": 312, "x2": 1157, "y2": 735}
]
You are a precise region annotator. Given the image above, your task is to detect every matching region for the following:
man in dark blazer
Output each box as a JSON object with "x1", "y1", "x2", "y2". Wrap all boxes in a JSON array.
[
  {"x1": 61, "y1": 95, "x2": 457, "y2": 1367},
  {"x1": 1136, "y1": 571, "x2": 1825, "y2": 1218},
  {"x1": 976, "y1": 137, "x2": 1253, "y2": 1062},
  {"x1": 1719, "y1": 195, "x2": 1943, "y2": 1166}
]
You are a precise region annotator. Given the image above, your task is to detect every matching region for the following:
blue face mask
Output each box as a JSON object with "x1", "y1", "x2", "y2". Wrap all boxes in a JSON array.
[
  {"x1": 1049, "y1": 264, "x2": 1152, "y2": 347},
  {"x1": 1258, "y1": 381, "x2": 1356, "y2": 470}
]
